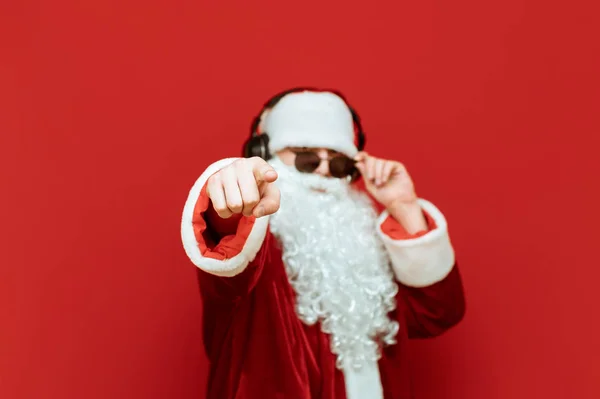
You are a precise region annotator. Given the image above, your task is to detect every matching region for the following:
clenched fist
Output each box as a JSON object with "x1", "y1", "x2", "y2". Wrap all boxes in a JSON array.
[{"x1": 206, "y1": 157, "x2": 281, "y2": 219}]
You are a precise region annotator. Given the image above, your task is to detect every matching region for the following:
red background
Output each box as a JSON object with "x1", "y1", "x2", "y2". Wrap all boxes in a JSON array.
[{"x1": 1, "y1": 1, "x2": 599, "y2": 398}]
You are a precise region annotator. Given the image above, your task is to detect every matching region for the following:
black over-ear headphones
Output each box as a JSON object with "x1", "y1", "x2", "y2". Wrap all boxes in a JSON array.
[{"x1": 242, "y1": 87, "x2": 366, "y2": 160}]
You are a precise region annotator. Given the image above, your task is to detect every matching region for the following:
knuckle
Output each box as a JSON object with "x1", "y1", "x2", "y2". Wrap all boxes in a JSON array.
[
  {"x1": 228, "y1": 201, "x2": 243, "y2": 212},
  {"x1": 207, "y1": 174, "x2": 220, "y2": 186},
  {"x1": 237, "y1": 158, "x2": 256, "y2": 175},
  {"x1": 250, "y1": 156, "x2": 267, "y2": 169},
  {"x1": 214, "y1": 204, "x2": 228, "y2": 214},
  {"x1": 244, "y1": 195, "x2": 260, "y2": 207},
  {"x1": 233, "y1": 158, "x2": 247, "y2": 168},
  {"x1": 223, "y1": 163, "x2": 239, "y2": 176},
  {"x1": 216, "y1": 208, "x2": 231, "y2": 218}
]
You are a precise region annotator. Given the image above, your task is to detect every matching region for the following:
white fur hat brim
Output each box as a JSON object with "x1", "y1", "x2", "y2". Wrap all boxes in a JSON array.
[{"x1": 263, "y1": 91, "x2": 358, "y2": 158}]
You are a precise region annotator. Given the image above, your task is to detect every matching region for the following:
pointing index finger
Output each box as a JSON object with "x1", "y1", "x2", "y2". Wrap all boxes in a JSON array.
[{"x1": 250, "y1": 158, "x2": 278, "y2": 184}]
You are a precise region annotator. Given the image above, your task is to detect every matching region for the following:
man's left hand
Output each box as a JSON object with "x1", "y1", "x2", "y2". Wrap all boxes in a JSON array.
[
  {"x1": 354, "y1": 152, "x2": 428, "y2": 234},
  {"x1": 354, "y1": 152, "x2": 417, "y2": 207}
]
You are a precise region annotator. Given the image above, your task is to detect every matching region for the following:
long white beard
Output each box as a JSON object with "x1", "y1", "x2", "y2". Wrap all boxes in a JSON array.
[{"x1": 268, "y1": 157, "x2": 400, "y2": 371}]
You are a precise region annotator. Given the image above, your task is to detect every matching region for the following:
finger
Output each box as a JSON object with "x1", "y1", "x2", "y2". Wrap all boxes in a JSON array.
[
  {"x1": 221, "y1": 166, "x2": 244, "y2": 214},
  {"x1": 235, "y1": 164, "x2": 261, "y2": 217},
  {"x1": 249, "y1": 157, "x2": 278, "y2": 184},
  {"x1": 253, "y1": 183, "x2": 280, "y2": 218},
  {"x1": 355, "y1": 161, "x2": 365, "y2": 175},
  {"x1": 381, "y1": 161, "x2": 396, "y2": 185},
  {"x1": 354, "y1": 151, "x2": 368, "y2": 162},
  {"x1": 355, "y1": 162, "x2": 374, "y2": 188},
  {"x1": 207, "y1": 175, "x2": 233, "y2": 219},
  {"x1": 354, "y1": 161, "x2": 365, "y2": 178},
  {"x1": 366, "y1": 156, "x2": 376, "y2": 183},
  {"x1": 375, "y1": 159, "x2": 385, "y2": 186}
]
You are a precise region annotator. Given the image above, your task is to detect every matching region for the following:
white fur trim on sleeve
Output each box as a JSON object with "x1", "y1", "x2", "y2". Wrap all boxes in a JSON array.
[
  {"x1": 376, "y1": 199, "x2": 455, "y2": 288},
  {"x1": 180, "y1": 158, "x2": 270, "y2": 277}
]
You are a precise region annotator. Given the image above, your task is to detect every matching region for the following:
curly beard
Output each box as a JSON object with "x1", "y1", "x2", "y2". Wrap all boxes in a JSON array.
[{"x1": 267, "y1": 156, "x2": 400, "y2": 371}]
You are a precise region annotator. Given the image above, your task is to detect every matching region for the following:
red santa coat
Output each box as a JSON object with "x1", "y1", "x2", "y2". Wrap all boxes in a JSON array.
[{"x1": 181, "y1": 158, "x2": 466, "y2": 399}]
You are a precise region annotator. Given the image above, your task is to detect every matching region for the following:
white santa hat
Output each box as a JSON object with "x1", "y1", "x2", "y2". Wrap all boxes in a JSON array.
[{"x1": 263, "y1": 90, "x2": 359, "y2": 158}]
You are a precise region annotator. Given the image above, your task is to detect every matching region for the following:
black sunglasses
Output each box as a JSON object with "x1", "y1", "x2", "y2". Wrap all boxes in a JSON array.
[{"x1": 291, "y1": 150, "x2": 360, "y2": 180}]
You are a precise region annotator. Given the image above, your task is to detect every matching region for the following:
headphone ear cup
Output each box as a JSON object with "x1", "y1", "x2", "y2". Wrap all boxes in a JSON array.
[
  {"x1": 357, "y1": 131, "x2": 366, "y2": 151},
  {"x1": 349, "y1": 107, "x2": 366, "y2": 152},
  {"x1": 243, "y1": 134, "x2": 271, "y2": 159}
]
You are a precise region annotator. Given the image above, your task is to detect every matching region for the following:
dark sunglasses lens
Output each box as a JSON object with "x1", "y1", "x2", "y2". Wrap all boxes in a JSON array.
[
  {"x1": 295, "y1": 152, "x2": 321, "y2": 173},
  {"x1": 329, "y1": 156, "x2": 356, "y2": 178}
]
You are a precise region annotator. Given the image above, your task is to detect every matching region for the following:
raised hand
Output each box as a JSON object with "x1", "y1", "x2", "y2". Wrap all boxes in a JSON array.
[
  {"x1": 206, "y1": 157, "x2": 280, "y2": 219},
  {"x1": 354, "y1": 152, "x2": 428, "y2": 233},
  {"x1": 354, "y1": 152, "x2": 417, "y2": 208}
]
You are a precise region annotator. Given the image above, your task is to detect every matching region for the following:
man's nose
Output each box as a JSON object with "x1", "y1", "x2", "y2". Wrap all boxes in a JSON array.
[{"x1": 313, "y1": 149, "x2": 330, "y2": 176}]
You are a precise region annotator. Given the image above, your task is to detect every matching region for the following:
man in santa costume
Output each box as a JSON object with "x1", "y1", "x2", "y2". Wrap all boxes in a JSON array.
[{"x1": 181, "y1": 87, "x2": 465, "y2": 399}]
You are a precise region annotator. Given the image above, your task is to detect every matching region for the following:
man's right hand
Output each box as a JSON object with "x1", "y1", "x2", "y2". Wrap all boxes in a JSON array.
[{"x1": 206, "y1": 157, "x2": 280, "y2": 219}]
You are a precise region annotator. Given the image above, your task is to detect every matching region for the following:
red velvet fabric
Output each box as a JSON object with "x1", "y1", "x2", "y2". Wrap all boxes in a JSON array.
[
  {"x1": 194, "y1": 184, "x2": 253, "y2": 261},
  {"x1": 194, "y1": 188, "x2": 465, "y2": 399},
  {"x1": 380, "y1": 212, "x2": 437, "y2": 240}
]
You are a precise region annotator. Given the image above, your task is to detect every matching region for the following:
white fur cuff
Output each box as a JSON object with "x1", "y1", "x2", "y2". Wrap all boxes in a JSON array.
[
  {"x1": 376, "y1": 199, "x2": 456, "y2": 287},
  {"x1": 180, "y1": 158, "x2": 270, "y2": 277}
]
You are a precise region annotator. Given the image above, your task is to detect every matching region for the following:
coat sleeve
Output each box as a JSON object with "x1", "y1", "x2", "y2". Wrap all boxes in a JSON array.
[
  {"x1": 180, "y1": 158, "x2": 272, "y2": 301},
  {"x1": 376, "y1": 199, "x2": 466, "y2": 338}
]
